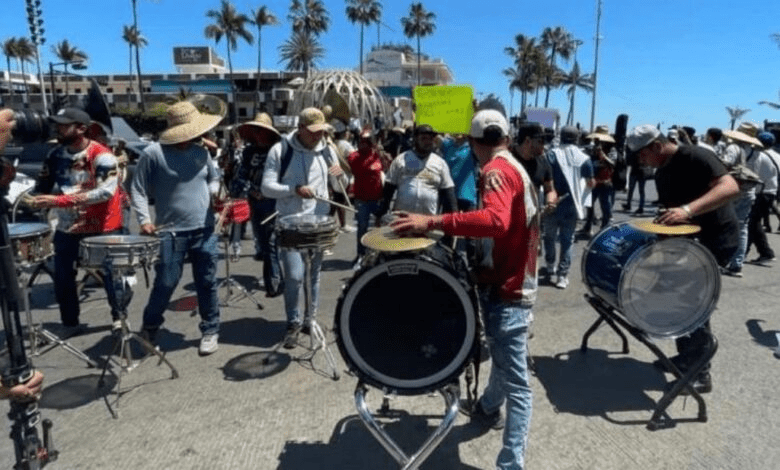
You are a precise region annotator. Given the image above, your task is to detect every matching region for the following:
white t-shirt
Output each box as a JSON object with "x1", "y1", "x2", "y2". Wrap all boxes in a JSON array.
[{"x1": 386, "y1": 150, "x2": 455, "y2": 215}]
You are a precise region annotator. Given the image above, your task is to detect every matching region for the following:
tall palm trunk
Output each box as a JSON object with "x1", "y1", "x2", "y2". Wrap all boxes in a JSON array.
[
  {"x1": 5, "y1": 57, "x2": 12, "y2": 100},
  {"x1": 226, "y1": 47, "x2": 237, "y2": 124},
  {"x1": 134, "y1": 42, "x2": 145, "y2": 111},
  {"x1": 416, "y1": 35, "x2": 421, "y2": 87},
  {"x1": 255, "y1": 29, "x2": 262, "y2": 108},
  {"x1": 128, "y1": 43, "x2": 134, "y2": 101},
  {"x1": 544, "y1": 47, "x2": 557, "y2": 107},
  {"x1": 19, "y1": 59, "x2": 30, "y2": 106}
]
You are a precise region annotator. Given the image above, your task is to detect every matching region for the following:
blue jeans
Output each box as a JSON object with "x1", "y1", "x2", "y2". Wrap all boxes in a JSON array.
[
  {"x1": 250, "y1": 198, "x2": 283, "y2": 295},
  {"x1": 626, "y1": 171, "x2": 646, "y2": 210},
  {"x1": 592, "y1": 184, "x2": 614, "y2": 228},
  {"x1": 542, "y1": 202, "x2": 578, "y2": 277},
  {"x1": 479, "y1": 293, "x2": 533, "y2": 470},
  {"x1": 355, "y1": 199, "x2": 381, "y2": 256},
  {"x1": 280, "y1": 248, "x2": 324, "y2": 325},
  {"x1": 143, "y1": 228, "x2": 220, "y2": 335},
  {"x1": 729, "y1": 192, "x2": 755, "y2": 270},
  {"x1": 53, "y1": 230, "x2": 120, "y2": 326}
]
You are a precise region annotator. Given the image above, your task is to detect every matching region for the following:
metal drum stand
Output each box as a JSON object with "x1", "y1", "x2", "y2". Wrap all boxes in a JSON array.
[
  {"x1": 217, "y1": 223, "x2": 264, "y2": 310},
  {"x1": 581, "y1": 294, "x2": 716, "y2": 430},
  {"x1": 355, "y1": 382, "x2": 460, "y2": 470},
  {"x1": 95, "y1": 257, "x2": 179, "y2": 418}
]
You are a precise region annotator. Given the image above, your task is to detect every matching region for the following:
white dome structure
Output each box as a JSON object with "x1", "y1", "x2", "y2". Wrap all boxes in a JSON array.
[{"x1": 290, "y1": 70, "x2": 392, "y2": 129}]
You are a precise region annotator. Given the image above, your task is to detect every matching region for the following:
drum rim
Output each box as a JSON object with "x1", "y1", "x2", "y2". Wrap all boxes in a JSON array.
[
  {"x1": 618, "y1": 237, "x2": 720, "y2": 338},
  {"x1": 8, "y1": 222, "x2": 51, "y2": 237},
  {"x1": 277, "y1": 213, "x2": 337, "y2": 227},
  {"x1": 336, "y1": 257, "x2": 477, "y2": 394},
  {"x1": 80, "y1": 235, "x2": 160, "y2": 246}
]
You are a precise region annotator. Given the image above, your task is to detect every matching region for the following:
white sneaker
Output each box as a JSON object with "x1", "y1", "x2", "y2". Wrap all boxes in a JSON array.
[
  {"x1": 199, "y1": 334, "x2": 219, "y2": 355},
  {"x1": 341, "y1": 225, "x2": 356, "y2": 233},
  {"x1": 555, "y1": 275, "x2": 569, "y2": 289}
]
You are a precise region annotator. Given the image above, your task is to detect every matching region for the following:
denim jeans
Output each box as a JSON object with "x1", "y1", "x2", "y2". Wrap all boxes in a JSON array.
[
  {"x1": 143, "y1": 228, "x2": 220, "y2": 335},
  {"x1": 53, "y1": 230, "x2": 120, "y2": 326},
  {"x1": 479, "y1": 293, "x2": 533, "y2": 470},
  {"x1": 542, "y1": 201, "x2": 578, "y2": 277},
  {"x1": 728, "y1": 192, "x2": 755, "y2": 270},
  {"x1": 626, "y1": 171, "x2": 646, "y2": 210},
  {"x1": 280, "y1": 248, "x2": 324, "y2": 325},
  {"x1": 250, "y1": 198, "x2": 283, "y2": 295},
  {"x1": 355, "y1": 199, "x2": 381, "y2": 256},
  {"x1": 592, "y1": 184, "x2": 614, "y2": 228}
]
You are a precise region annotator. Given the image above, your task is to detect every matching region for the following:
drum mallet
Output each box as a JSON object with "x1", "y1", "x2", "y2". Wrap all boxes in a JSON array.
[
  {"x1": 260, "y1": 211, "x2": 278, "y2": 225},
  {"x1": 313, "y1": 195, "x2": 357, "y2": 213}
]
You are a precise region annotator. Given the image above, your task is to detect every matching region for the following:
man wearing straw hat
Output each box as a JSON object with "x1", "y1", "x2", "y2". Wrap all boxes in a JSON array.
[
  {"x1": 232, "y1": 112, "x2": 284, "y2": 297},
  {"x1": 131, "y1": 101, "x2": 224, "y2": 355},
  {"x1": 261, "y1": 107, "x2": 348, "y2": 349}
]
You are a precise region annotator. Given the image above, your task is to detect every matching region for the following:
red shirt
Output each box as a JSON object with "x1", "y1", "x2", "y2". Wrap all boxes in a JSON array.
[
  {"x1": 440, "y1": 155, "x2": 539, "y2": 303},
  {"x1": 347, "y1": 149, "x2": 384, "y2": 201}
]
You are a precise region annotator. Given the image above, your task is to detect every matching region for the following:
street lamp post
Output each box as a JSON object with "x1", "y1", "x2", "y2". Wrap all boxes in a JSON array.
[{"x1": 26, "y1": 0, "x2": 48, "y2": 114}]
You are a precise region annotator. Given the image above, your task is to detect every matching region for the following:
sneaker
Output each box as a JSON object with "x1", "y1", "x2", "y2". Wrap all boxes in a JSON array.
[
  {"x1": 111, "y1": 319, "x2": 126, "y2": 334},
  {"x1": 301, "y1": 322, "x2": 312, "y2": 336},
  {"x1": 750, "y1": 255, "x2": 776, "y2": 265},
  {"x1": 352, "y1": 256, "x2": 363, "y2": 271},
  {"x1": 670, "y1": 372, "x2": 712, "y2": 395},
  {"x1": 323, "y1": 249, "x2": 334, "y2": 256},
  {"x1": 340, "y1": 225, "x2": 356, "y2": 233},
  {"x1": 199, "y1": 334, "x2": 219, "y2": 355},
  {"x1": 720, "y1": 266, "x2": 743, "y2": 278},
  {"x1": 633, "y1": 208, "x2": 644, "y2": 215},
  {"x1": 462, "y1": 400, "x2": 505, "y2": 430},
  {"x1": 140, "y1": 327, "x2": 159, "y2": 346},
  {"x1": 555, "y1": 275, "x2": 569, "y2": 289},
  {"x1": 622, "y1": 203, "x2": 631, "y2": 211},
  {"x1": 283, "y1": 324, "x2": 300, "y2": 349}
]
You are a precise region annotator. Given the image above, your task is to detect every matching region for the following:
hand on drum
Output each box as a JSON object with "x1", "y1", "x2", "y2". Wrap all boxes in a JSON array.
[
  {"x1": 140, "y1": 223, "x2": 157, "y2": 235},
  {"x1": 390, "y1": 211, "x2": 435, "y2": 237},
  {"x1": 654, "y1": 207, "x2": 690, "y2": 226},
  {"x1": 295, "y1": 185, "x2": 315, "y2": 199}
]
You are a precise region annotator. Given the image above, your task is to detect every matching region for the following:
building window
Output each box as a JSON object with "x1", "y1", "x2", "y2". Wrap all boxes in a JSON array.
[
  {"x1": 238, "y1": 107, "x2": 248, "y2": 118},
  {"x1": 107, "y1": 88, "x2": 113, "y2": 93},
  {"x1": 75, "y1": 89, "x2": 82, "y2": 94}
]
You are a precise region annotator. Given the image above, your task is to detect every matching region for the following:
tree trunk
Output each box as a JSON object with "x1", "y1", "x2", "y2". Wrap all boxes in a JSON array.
[
  {"x1": 227, "y1": 47, "x2": 237, "y2": 125},
  {"x1": 20, "y1": 60, "x2": 30, "y2": 106},
  {"x1": 416, "y1": 35, "x2": 421, "y2": 87},
  {"x1": 255, "y1": 28, "x2": 262, "y2": 114}
]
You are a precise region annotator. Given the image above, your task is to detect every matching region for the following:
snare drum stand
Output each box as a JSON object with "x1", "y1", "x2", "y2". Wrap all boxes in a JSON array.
[
  {"x1": 355, "y1": 382, "x2": 460, "y2": 470},
  {"x1": 96, "y1": 258, "x2": 179, "y2": 418},
  {"x1": 581, "y1": 294, "x2": 716, "y2": 430},
  {"x1": 16, "y1": 260, "x2": 98, "y2": 368},
  {"x1": 217, "y1": 221, "x2": 264, "y2": 310}
]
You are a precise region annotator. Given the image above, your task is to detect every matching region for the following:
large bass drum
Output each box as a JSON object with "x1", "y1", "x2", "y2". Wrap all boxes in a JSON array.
[
  {"x1": 335, "y1": 245, "x2": 478, "y2": 395},
  {"x1": 581, "y1": 222, "x2": 721, "y2": 339}
]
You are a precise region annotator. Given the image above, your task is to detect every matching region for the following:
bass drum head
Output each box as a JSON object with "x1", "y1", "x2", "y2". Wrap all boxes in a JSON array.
[
  {"x1": 335, "y1": 258, "x2": 477, "y2": 395},
  {"x1": 619, "y1": 237, "x2": 721, "y2": 338}
]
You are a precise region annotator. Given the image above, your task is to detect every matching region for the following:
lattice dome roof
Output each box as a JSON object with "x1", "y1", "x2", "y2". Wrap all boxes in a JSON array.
[{"x1": 290, "y1": 70, "x2": 392, "y2": 129}]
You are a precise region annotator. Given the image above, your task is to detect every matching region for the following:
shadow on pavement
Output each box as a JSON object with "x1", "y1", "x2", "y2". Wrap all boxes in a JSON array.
[
  {"x1": 746, "y1": 319, "x2": 780, "y2": 351},
  {"x1": 38, "y1": 374, "x2": 117, "y2": 410},
  {"x1": 222, "y1": 351, "x2": 291, "y2": 381},
  {"x1": 277, "y1": 409, "x2": 486, "y2": 470}
]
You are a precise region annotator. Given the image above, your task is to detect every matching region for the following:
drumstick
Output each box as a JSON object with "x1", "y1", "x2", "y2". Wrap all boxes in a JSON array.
[
  {"x1": 313, "y1": 194, "x2": 357, "y2": 213},
  {"x1": 260, "y1": 211, "x2": 278, "y2": 225}
]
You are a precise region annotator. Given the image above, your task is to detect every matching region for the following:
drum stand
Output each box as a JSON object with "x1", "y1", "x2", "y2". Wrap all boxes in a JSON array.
[
  {"x1": 96, "y1": 260, "x2": 179, "y2": 419},
  {"x1": 268, "y1": 247, "x2": 339, "y2": 381},
  {"x1": 581, "y1": 294, "x2": 717, "y2": 430},
  {"x1": 15, "y1": 261, "x2": 98, "y2": 368},
  {"x1": 217, "y1": 222, "x2": 264, "y2": 310},
  {"x1": 355, "y1": 382, "x2": 460, "y2": 470}
]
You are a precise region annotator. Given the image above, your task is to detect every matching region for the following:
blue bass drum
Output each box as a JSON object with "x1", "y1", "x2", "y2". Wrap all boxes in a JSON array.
[{"x1": 581, "y1": 222, "x2": 721, "y2": 339}]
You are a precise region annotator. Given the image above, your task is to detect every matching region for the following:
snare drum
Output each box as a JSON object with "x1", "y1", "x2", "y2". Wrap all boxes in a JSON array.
[
  {"x1": 276, "y1": 214, "x2": 339, "y2": 251},
  {"x1": 79, "y1": 235, "x2": 160, "y2": 270},
  {"x1": 581, "y1": 222, "x2": 721, "y2": 339},
  {"x1": 335, "y1": 245, "x2": 478, "y2": 395},
  {"x1": 8, "y1": 222, "x2": 53, "y2": 266}
]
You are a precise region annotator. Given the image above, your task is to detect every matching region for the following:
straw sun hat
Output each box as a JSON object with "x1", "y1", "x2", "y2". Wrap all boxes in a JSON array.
[
  {"x1": 723, "y1": 122, "x2": 763, "y2": 148},
  {"x1": 585, "y1": 124, "x2": 616, "y2": 143},
  {"x1": 237, "y1": 112, "x2": 281, "y2": 141},
  {"x1": 158, "y1": 101, "x2": 225, "y2": 145}
]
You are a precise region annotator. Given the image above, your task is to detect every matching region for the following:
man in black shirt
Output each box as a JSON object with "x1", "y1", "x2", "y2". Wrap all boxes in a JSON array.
[{"x1": 627, "y1": 124, "x2": 740, "y2": 393}]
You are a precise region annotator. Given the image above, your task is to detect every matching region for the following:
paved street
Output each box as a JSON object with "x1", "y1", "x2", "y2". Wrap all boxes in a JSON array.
[{"x1": 3, "y1": 188, "x2": 780, "y2": 469}]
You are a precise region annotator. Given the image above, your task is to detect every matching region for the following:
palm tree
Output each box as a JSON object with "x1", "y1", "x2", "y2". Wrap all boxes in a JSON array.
[
  {"x1": 401, "y1": 2, "x2": 435, "y2": 87},
  {"x1": 205, "y1": 0, "x2": 253, "y2": 123},
  {"x1": 560, "y1": 61, "x2": 594, "y2": 125},
  {"x1": 15, "y1": 38, "x2": 36, "y2": 104},
  {"x1": 726, "y1": 106, "x2": 750, "y2": 130},
  {"x1": 505, "y1": 34, "x2": 545, "y2": 114},
  {"x1": 540, "y1": 26, "x2": 575, "y2": 108},
  {"x1": 129, "y1": 0, "x2": 149, "y2": 111},
  {"x1": 772, "y1": 33, "x2": 780, "y2": 49},
  {"x1": 2, "y1": 38, "x2": 18, "y2": 101},
  {"x1": 51, "y1": 40, "x2": 88, "y2": 98},
  {"x1": 279, "y1": 31, "x2": 325, "y2": 75},
  {"x1": 345, "y1": 0, "x2": 382, "y2": 75},
  {"x1": 288, "y1": 0, "x2": 330, "y2": 37},
  {"x1": 250, "y1": 6, "x2": 279, "y2": 111},
  {"x1": 759, "y1": 90, "x2": 780, "y2": 110},
  {"x1": 121, "y1": 25, "x2": 149, "y2": 110}
]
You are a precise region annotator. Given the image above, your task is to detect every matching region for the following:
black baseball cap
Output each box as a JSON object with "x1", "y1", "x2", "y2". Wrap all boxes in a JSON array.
[
  {"x1": 48, "y1": 107, "x2": 91, "y2": 126},
  {"x1": 413, "y1": 123, "x2": 437, "y2": 135}
]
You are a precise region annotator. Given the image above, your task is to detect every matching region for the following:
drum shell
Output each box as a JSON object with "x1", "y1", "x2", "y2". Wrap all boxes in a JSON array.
[
  {"x1": 276, "y1": 214, "x2": 339, "y2": 251},
  {"x1": 79, "y1": 235, "x2": 160, "y2": 269},
  {"x1": 581, "y1": 223, "x2": 721, "y2": 339},
  {"x1": 335, "y1": 245, "x2": 479, "y2": 395},
  {"x1": 8, "y1": 222, "x2": 53, "y2": 266}
]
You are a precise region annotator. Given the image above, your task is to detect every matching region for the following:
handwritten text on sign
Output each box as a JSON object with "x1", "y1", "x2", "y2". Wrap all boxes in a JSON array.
[{"x1": 413, "y1": 85, "x2": 474, "y2": 134}]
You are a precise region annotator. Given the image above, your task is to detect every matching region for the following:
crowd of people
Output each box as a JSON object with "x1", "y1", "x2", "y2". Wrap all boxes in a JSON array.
[{"x1": 4, "y1": 97, "x2": 780, "y2": 469}]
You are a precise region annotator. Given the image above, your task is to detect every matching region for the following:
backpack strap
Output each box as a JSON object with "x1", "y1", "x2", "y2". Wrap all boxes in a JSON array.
[{"x1": 278, "y1": 138, "x2": 295, "y2": 183}]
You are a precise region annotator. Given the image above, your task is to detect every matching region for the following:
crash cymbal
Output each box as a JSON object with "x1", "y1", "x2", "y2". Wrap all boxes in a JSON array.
[
  {"x1": 629, "y1": 218, "x2": 701, "y2": 235},
  {"x1": 361, "y1": 226, "x2": 436, "y2": 252}
]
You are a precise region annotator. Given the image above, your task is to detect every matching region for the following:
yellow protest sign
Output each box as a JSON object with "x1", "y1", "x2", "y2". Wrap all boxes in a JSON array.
[{"x1": 413, "y1": 85, "x2": 474, "y2": 134}]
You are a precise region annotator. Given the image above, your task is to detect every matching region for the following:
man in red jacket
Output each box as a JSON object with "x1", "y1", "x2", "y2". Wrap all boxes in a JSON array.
[
  {"x1": 392, "y1": 110, "x2": 540, "y2": 470},
  {"x1": 346, "y1": 129, "x2": 384, "y2": 268}
]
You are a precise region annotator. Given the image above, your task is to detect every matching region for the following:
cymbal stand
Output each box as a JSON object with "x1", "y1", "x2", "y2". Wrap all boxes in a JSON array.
[
  {"x1": 16, "y1": 260, "x2": 98, "y2": 368},
  {"x1": 355, "y1": 382, "x2": 460, "y2": 470},
  {"x1": 97, "y1": 258, "x2": 179, "y2": 419},
  {"x1": 217, "y1": 220, "x2": 264, "y2": 310}
]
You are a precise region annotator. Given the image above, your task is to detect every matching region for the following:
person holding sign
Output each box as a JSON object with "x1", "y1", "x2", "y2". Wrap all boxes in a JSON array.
[{"x1": 377, "y1": 124, "x2": 457, "y2": 218}]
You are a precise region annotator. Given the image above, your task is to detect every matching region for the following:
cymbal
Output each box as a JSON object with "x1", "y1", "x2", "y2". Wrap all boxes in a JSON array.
[
  {"x1": 629, "y1": 218, "x2": 701, "y2": 235},
  {"x1": 361, "y1": 226, "x2": 436, "y2": 252}
]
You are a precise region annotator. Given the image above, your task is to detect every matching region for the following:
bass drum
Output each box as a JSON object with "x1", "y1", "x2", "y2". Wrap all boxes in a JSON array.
[
  {"x1": 335, "y1": 245, "x2": 478, "y2": 395},
  {"x1": 581, "y1": 222, "x2": 721, "y2": 339}
]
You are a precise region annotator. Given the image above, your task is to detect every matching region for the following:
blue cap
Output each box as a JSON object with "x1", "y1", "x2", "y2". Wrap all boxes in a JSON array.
[{"x1": 758, "y1": 131, "x2": 775, "y2": 147}]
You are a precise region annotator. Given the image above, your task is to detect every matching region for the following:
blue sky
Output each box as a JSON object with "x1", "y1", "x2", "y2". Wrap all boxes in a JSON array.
[{"x1": 3, "y1": 0, "x2": 780, "y2": 135}]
